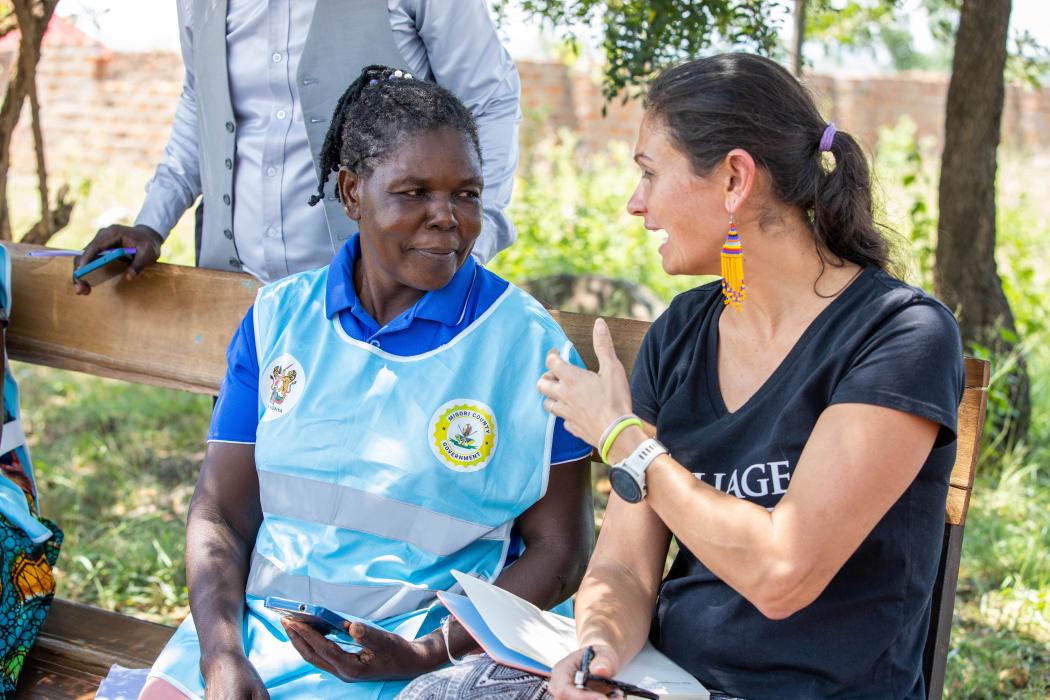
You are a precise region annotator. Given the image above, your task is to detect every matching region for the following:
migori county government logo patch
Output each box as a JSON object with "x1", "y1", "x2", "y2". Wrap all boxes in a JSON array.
[
  {"x1": 430, "y1": 400, "x2": 498, "y2": 472},
  {"x1": 262, "y1": 353, "x2": 305, "y2": 422}
]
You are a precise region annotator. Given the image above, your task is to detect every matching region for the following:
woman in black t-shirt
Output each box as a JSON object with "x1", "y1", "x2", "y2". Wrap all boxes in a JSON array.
[{"x1": 537, "y1": 54, "x2": 964, "y2": 700}]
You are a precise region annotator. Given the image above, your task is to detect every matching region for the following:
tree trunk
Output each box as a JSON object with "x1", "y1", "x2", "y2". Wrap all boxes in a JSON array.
[
  {"x1": 0, "y1": 0, "x2": 61, "y2": 241},
  {"x1": 792, "y1": 0, "x2": 807, "y2": 77},
  {"x1": 934, "y1": 0, "x2": 1028, "y2": 439}
]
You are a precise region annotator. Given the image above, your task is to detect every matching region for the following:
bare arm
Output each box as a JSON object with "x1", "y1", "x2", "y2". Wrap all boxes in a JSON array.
[
  {"x1": 546, "y1": 422, "x2": 672, "y2": 700},
  {"x1": 575, "y1": 471, "x2": 669, "y2": 663},
  {"x1": 185, "y1": 441, "x2": 266, "y2": 693},
  {"x1": 613, "y1": 403, "x2": 938, "y2": 619},
  {"x1": 540, "y1": 320, "x2": 941, "y2": 620}
]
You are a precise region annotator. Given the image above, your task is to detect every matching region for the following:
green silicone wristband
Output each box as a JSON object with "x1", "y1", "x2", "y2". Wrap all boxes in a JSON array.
[{"x1": 601, "y1": 417, "x2": 643, "y2": 464}]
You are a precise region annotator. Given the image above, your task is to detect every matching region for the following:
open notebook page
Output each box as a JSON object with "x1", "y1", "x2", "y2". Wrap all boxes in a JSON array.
[{"x1": 450, "y1": 571, "x2": 708, "y2": 699}]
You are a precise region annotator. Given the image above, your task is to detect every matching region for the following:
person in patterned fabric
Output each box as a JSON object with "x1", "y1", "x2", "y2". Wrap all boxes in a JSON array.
[{"x1": 0, "y1": 243, "x2": 62, "y2": 695}]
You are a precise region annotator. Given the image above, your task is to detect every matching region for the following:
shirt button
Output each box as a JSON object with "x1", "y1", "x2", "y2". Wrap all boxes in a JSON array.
[
  {"x1": 265, "y1": 226, "x2": 278, "y2": 238},
  {"x1": 275, "y1": 109, "x2": 287, "y2": 120},
  {"x1": 266, "y1": 166, "x2": 277, "y2": 177},
  {"x1": 225, "y1": 158, "x2": 233, "y2": 169},
  {"x1": 223, "y1": 228, "x2": 233, "y2": 240},
  {"x1": 225, "y1": 121, "x2": 234, "y2": 133},
  {"x1": 223, "y1": 194, "x2": 231, "y2": 205},
  {"x1": 229, "y1": 258, "x2": 241, "y2": 267},
  {"x1": 369, "y1": 339, "x2": 381, "y2": 347},
  {"x1": 272, "y1": 52, "x2": 282, "y2": 63}
]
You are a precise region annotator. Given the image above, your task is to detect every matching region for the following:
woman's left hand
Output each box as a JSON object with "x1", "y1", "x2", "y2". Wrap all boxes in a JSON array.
[
  {"x1": 282, "y1": 618, "x2": 437, "y2": 682},
  {"x1": 537, "y1": 318, "x2": 634, "y2": 447}
]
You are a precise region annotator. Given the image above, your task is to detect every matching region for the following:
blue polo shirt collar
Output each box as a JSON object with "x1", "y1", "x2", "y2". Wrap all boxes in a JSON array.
[{"x1": 325, "y1": 234, "x2": 478, "y2": 331}]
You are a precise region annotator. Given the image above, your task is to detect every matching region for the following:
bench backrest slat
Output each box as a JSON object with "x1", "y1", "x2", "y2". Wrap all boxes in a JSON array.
[{"x1": 8, "y1": 243, "x2": 258, "y2": 394}]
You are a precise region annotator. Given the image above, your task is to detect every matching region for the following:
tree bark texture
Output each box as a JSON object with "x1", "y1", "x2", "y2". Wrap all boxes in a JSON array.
[
  {"x1": 935, "y1": 0, "x2": 1028, "y2": 438},
  {"x1": 0, "y1": 0, "x2": 61, "y2": 241},
  {"x1": 792, "y1": 0, "x2": 807, "y2": 77}
]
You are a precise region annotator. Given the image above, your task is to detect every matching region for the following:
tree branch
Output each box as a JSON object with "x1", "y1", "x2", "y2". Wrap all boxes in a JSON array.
[{"x1": 0, "y1": 0, "x2": 61, "y2": 240}]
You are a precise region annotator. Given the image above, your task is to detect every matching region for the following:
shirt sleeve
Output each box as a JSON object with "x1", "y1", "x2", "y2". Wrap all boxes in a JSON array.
[
  {"x1": 830, "y1": 300, "x2": 965, "y2": 446},
  {"x1": 208, "y1": 307, "x2": 261, "y2": 443},
  {"x1": 134, "y1": 0, "x2": 203, "y2": 239},
  {"x1": 550, "y1": 346, "x2": 595, "y2": 465},
  {"x1": 409, "y1": 0, "x2": 520, "y2": 264}
]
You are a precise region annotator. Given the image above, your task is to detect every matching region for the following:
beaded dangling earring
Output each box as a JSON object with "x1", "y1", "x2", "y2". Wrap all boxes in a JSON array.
[{"x1": 720, "y1": 214, "x2": 746, "y2": 311}]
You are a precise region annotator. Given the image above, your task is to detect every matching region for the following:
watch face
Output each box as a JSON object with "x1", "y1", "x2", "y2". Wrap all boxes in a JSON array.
[{"x1": 610, "y1": 466, "x2": 643, "y2": 504}]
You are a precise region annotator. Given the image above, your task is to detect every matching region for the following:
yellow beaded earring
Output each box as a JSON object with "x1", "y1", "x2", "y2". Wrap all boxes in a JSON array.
[{"x1": 720, "y1": 213, "x2": 746, "y2": 311}]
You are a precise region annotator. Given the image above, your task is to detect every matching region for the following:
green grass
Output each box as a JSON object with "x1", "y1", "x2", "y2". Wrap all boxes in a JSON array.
[
  {"x1": 18, "y1": 364, "x2": 210, "y2": 623},
  {"x1": 10, "y1": 137, "x2": 1050, "y2": 696}
]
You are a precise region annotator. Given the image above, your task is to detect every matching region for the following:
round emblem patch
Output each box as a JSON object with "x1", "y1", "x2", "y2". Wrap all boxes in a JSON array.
[
  {"x1": 430, "y1": 400, "x2": 498, "y2": 472},
  {"x1": 262, "y1": 353, "x2": 305, "y2": 422}
]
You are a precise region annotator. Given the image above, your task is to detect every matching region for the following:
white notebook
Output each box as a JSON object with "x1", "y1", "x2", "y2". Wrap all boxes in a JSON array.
[{"x1": 441, "y1": 570, "x2": 709, "y2": 699}]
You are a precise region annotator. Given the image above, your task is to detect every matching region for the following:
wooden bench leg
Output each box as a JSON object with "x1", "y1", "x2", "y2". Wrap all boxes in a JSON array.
[{"x1": 924, "y1": 522, "x2": 966, "y2": 700}]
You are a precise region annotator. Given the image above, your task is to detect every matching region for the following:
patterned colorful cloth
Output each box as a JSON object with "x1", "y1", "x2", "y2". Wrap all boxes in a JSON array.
[
  {"x1": 398, "y1": 657, "x2": 553, "y2": 700},
  {"x1": 397, "y1": 656, "x2": 745, "y2": 700},
  {"x1": 0, "y1": 449, "x2": 62, "y2": 695}
]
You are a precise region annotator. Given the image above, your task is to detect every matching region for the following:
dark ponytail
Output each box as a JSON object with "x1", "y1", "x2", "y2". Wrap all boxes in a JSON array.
[
  {"x1": 308, "y1": 64, "x2": 481, "y2": 207},
  {"x1": 812, "y1": 129, "x2": 887, "y2": 269},
  {"x1": 646, "y1": 53, "x2": 890, "y2": 271}
]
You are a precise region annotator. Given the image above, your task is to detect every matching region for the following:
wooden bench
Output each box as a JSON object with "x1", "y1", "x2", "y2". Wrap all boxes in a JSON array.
[{"x1": 7, "y1": 242, "x2": 988, "y2": 699}]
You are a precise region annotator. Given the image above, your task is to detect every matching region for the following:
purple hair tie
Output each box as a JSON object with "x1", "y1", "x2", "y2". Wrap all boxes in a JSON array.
[{"x1": 820, "y1": 123, "x2": 837, "y2": 152}]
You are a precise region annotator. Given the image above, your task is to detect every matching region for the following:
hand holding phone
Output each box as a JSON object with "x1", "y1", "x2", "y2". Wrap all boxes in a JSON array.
[
  {"x1": 73, "y1": 224, "x2": 163, "y2": 295},
  {"x1": 264, "y1": 597, "x2": 357, "y2": 645},
  {"x1": 72, "y1": 248, "x2": 134, "y2": 288}
]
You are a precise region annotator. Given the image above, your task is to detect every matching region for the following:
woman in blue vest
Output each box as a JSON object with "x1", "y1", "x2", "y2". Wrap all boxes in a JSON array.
[{"x1": 140, "y1": 65, "x2": 594, "y2": 700}]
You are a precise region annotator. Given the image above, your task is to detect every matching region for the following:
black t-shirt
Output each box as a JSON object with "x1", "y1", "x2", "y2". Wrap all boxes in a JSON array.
[{"x1": 632, "y1": 267, "x2": 964, "y2": 700}]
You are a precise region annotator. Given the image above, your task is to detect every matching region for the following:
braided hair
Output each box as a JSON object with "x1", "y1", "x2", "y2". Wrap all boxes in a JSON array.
[{"x1": 308, "y1": 65, "x2": 482, "y2": 207}]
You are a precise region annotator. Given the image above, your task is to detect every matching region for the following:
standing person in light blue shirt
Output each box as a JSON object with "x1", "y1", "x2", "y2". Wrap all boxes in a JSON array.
[
  {"x1": 74, "y1": 0, "x2": 520, "y2": 288},
  {"x1": 138, "y1": 66, "x2": 593, "y2": 700}
]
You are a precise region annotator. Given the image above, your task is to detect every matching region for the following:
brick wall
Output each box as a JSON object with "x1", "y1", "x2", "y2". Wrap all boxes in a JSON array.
[{"x1": 5, "y1": 44, "x2": 1050, "y2": 178}]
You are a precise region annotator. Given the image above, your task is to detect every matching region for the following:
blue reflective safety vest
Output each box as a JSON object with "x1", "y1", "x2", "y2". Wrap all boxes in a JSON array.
[
  {"x1": 151, "y1": 266, "x2": 574, "y2": 699},
  {"x1": 0, "y1": 244, "x2": 50, "y2": 544}
]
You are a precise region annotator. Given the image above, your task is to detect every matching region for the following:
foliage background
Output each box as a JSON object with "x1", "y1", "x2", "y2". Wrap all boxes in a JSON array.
[{"x1": 10, "y1": 117, "x2": 1050, "y2": 696}]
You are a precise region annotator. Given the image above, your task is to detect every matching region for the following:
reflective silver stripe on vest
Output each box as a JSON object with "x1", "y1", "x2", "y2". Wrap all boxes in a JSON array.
[
  {"x1": 0, "y1": 419, "x2": 26, "y2": 457},
  {"x1": 246, "y1": 551, "x2": 440, "y2": 620},
  {"x1": 257, "y1": 470, "x2": 512, "y2": 556}
]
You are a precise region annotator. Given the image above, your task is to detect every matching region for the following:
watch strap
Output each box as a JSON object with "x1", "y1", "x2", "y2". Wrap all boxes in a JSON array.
[{"x1": 614, "y1": 438, "x2": 668, "y2": 502}]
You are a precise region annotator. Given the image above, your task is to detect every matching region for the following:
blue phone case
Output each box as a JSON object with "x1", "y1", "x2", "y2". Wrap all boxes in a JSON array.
[
  {"x1": 72, "y1": 249, "x2": 133, "y2": 286},
  {"x1": 263, "y1": 596, "x2": 358, "y2": 645}
]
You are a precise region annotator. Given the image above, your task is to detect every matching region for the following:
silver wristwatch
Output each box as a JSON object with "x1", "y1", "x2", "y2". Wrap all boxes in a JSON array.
[{"x1": 609, "y1": 438, "x2": 668, "y2": 503}]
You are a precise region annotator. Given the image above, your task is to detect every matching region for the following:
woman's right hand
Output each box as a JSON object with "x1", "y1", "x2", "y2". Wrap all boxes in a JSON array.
[
  {"x1": 548, "y1": 644, "x2": 624, "y2": 700},
  {"x1": 202, "y1": 650, "x2": 270, "y2": 700}
]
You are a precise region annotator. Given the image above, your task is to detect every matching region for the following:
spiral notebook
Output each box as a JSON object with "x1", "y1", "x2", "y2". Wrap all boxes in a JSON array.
[{"x1": 438, "y1": 571, "x2": 709, "y2": 699}]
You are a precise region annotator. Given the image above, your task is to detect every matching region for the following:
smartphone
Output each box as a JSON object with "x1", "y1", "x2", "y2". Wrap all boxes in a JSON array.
[
  {"x1": 72, "y1": 248, "x2": 133, "y2": 287},
  {"x1": 264, "y1": 596, "x2": 357, "y2": 645}
]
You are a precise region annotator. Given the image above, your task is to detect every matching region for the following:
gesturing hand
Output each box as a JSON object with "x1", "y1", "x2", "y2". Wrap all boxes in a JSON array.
[
  {"x1": 73, "y1": 224, "x2": 164, "y2": 295},
  {"x1": 537, "y1": 318, "x2": 634, "y2": 447},
  {"x1": 282, "y1": 618, "x2": 436, "y2": 683}
]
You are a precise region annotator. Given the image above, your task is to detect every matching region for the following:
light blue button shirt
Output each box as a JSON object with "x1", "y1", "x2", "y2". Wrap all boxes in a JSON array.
[{"x1": 136, "y1": 0, "x2": 521, "y2": 281}]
